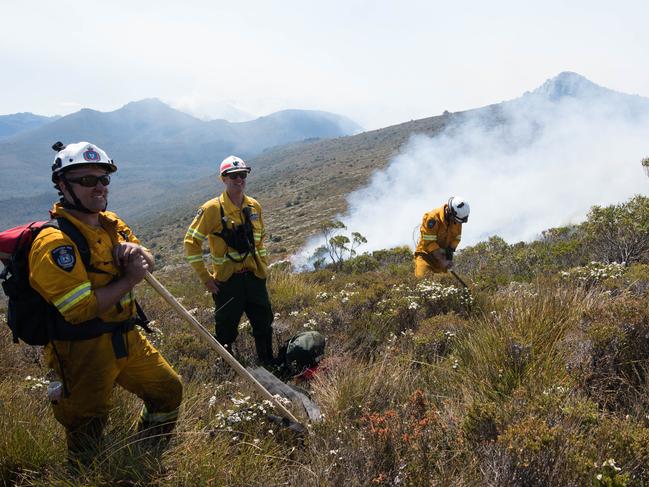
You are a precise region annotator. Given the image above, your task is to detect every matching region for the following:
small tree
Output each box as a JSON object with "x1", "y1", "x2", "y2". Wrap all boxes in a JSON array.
[
  {"x1": 350, "y1": 232, "x2": 368, "y2": 257},
  {"x1": 313, "y1": 220, "x2": 367, "y2": 270},
  {"x1": 584, "y1": 195, "x2": 649, "y2": 264}
]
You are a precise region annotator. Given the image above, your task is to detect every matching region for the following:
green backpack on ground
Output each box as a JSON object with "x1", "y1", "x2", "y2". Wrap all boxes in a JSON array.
[{"x1": 281, "y1": 331, "x2": 326, "y2": 370}]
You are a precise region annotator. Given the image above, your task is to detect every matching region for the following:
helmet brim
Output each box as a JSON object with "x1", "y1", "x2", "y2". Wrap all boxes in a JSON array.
[
  {"x1": 52, "y1": 162, "x2": 117, "y2": 183},
  {"x1": 61, "y1": 162, "x2": 117, "y2": 173},
  {"x1": 221, "y1": 167, "x2": 251, "y2": 176}
]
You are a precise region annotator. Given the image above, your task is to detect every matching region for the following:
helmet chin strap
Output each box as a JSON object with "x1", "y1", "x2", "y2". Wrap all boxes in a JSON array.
[{"x1": 59, "y1": 175, "x2": 106, "y2": 214}]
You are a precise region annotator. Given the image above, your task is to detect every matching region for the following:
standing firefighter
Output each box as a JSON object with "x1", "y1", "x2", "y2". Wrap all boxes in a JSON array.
[
  {"x1": 415, "y1": 196, "x2": 470, "y2": 277},
  {"x1": 30, "y1": 141, "x2": 182, "y2": 466},
  {"x1": 184, "y1": 155, "x2": 274, "y2": 364}
]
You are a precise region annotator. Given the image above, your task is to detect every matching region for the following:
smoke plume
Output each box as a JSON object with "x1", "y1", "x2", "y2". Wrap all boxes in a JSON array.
[{"x1": 293, "y1": 73, "x2": 649, "y2": 267}]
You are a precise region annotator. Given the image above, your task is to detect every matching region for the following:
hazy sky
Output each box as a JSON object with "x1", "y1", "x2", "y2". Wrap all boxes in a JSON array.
[{"x1": 2, "y1": 0, "x2": 649, "y2": 129}]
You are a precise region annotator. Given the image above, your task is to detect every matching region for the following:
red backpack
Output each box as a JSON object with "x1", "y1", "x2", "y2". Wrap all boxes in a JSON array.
[
  {"x1": 0, "y1": 219, "x2": 92, "y2": 345},
  {"x1": 0, "y1": 221, "x2": 48, "y2": 265},
  {"x1": 1, "y1": 218, "x2": 152, "y2": 347}
]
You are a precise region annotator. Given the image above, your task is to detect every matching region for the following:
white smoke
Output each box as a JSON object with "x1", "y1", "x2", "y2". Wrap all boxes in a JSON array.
[{"x1": 293, "y1": 74, "x2": 649, "y2": 267}]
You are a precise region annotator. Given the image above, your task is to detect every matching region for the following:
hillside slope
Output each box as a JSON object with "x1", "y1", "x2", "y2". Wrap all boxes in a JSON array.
[
  {"x1": 0, "y1": 100, "x2": 361, "y2": 228},
  {"x1": 135, "y1": 113, "x2": 451, "y2": 262}
]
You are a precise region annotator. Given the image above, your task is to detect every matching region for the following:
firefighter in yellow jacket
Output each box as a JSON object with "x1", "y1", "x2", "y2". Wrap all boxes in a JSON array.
[
  {"x1": 184, "y1": 155, "x2": 274, "y2": 364},
  {"x1": 415, "y1": 196, "x2": 470, "y2": 277},
  {"x1": 29, "y1": 141, "x2": 182, "y2": 465}
]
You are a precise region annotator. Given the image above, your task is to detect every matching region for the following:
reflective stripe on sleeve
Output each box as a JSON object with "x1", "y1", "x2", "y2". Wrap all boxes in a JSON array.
[
  {"x1": 211, "y1": 255, "x2": 227, "y2": 265},
  {"x1": 186, "y1": 254, "x2": 204, "y2": 264},
  {"x1": 185, "y1": 228, "x2": 206, "y2": 241},
  {"x1": 422, "y1": 235, "x2": 437, "y2": 241},
  {"x1": 257, "y1": 248, "x2": 267, "y2": 257},
  {"x1": 53, "y1": 281, "x2": 92, "y2": 313},
  {"x1": 224, "y1": 251, "x2": 245, "y2": 260},
  {"x1": 253, "y1": 232, "x2": 262, "y2": 242}
]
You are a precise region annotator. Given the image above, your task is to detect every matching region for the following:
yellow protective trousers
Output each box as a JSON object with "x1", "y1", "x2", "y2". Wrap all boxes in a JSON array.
[
  {"x1": 45, "y1": 329, "x2": 182, "y2": 460},
  {"x1": 414, "y1": 253, "x2": 447, "y2": 277}
]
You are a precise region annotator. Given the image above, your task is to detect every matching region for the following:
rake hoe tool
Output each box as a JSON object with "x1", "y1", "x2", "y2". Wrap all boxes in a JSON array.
[
  {"x1": 417, "y1": 252, "x2": 471, "y2": 289},
  {"x1": 449, "y1": 269, "x2": 469, "y2": 289},
  {"x1": 143, "y1": 271, "x2": 306, "y2": 433}
]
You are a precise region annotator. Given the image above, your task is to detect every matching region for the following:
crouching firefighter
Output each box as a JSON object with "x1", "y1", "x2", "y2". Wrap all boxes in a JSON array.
[
  {"x1": 415, "y1": 196, "x2": 470, "y2": 277},
  {"x1": 184, "y1": 155, "x2": 274, "y2": 365},
  {"x1": 30, "y1": 141, "x2": 182, "y2": 466}
]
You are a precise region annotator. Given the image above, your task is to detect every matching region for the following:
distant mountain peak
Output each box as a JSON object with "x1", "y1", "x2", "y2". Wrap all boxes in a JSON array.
[
  {"x1": 529, "y1": 71, "x2": 607, "y2": 101},
  {"x1": 121, "y1": 98, "x2": 171, "y2": 110},
  {"x1": 114, "y1": 98, "x2": 204, "y2": 124}
]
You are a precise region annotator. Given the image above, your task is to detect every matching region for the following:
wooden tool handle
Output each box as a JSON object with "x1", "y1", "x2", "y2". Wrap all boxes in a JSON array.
[{"x1": 144, "y1": 271, "x2": 302, "y2": 426}]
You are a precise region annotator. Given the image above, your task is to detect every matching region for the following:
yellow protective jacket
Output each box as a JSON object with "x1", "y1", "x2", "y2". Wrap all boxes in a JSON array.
[
  {"x1": 184, "y1": 192, "x2": 268, "y2": 283},
  {"x1": 415, "y1": 204, "x2": 463, "y2": 256},
  {"x1": 29, "y1": 203, "x2": 139, "y2": 325}
]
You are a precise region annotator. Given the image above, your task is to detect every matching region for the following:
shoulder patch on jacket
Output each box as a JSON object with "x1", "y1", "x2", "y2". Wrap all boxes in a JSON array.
[
  {"x1": 249, "y1": 210, "x2": 259, "y2": 221},
  {"x1": 427, "y1": 218, "x2": 437, "y2": 229},
  {"x1": 195, "y1": 207, "x2": 204, "y2": 218},
  {"x1": 52, "y1": 246, "x2": 76, "y2": 271}
]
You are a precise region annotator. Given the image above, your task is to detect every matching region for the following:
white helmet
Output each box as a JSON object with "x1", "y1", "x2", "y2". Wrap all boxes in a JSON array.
[
  {"x1": 219, "y1": 155, "x2": 251, "y2": 176},
  {"x1": 51, "y1": 141, "x2": 117, "y2": 182},
  {"x1": 448, "y1": 196, "x2": 470, "y2": 223}
]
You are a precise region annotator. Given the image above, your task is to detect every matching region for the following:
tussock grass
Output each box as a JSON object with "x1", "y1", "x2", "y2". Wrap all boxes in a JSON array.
[
  {"x1": 452, "y1": 281, "x2": 591, "y2": 402},
  {"x1": 0, "y1": 380, "x2": 64, "y2": 485}
]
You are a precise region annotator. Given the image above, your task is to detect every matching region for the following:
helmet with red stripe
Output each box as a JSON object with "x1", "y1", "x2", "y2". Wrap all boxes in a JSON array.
[{"x1": 219, "y1": 155, "x2": 251, "y2": 176}]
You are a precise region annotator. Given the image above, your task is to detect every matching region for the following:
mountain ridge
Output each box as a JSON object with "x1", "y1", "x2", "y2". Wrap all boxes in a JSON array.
[
  {"x1": 0, "y1": 100, "x2": 362, "y2": 209},
  {"x1": 0, "y1": 112, "x2": 60, "y2": 140}
]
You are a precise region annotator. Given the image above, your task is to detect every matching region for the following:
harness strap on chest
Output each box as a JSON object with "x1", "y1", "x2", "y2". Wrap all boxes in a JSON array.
[{"x1": 212, "y1": 202, "x2": 255, "y2": 263}]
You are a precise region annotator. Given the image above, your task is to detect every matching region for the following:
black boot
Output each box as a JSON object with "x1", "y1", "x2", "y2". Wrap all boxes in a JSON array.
[
  {"x1": 254, "y1": 334, "x2": 274, "y2": 366},
  {"x1": 66, "y1": 416, "x2": 107, "y2": 470}
]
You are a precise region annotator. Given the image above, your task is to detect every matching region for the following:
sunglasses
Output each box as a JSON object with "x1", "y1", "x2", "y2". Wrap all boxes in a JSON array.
[
  {"x1": 66, "y1": 175, "x2": 111, "y2": 187},
  {"x1": 226, "y1": 172, "x2": 247, "y2": 180}
]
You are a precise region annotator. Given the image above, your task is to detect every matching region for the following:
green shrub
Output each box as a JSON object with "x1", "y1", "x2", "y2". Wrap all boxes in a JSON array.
[{"x1": 580, "y1": 292, "x2": 649, "y2": 411}]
